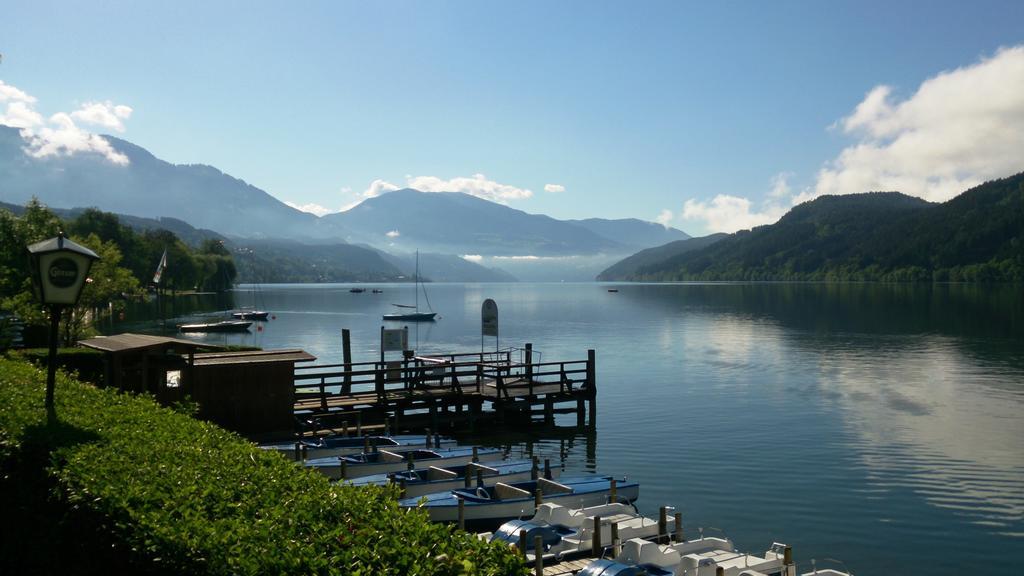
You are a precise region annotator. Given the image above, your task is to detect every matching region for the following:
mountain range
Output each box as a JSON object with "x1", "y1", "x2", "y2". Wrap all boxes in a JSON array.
[
  {"x1": 0, "y1": 125, "x2": 688, "y2": 280},
  {"x1": 599, "y1": 173, "x2": 1024, "y2": 282}
]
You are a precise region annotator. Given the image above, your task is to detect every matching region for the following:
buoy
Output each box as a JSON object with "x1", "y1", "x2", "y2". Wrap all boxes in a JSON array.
[{"x1": 271, "y1": 315, "x2": 277, "y2": 320}]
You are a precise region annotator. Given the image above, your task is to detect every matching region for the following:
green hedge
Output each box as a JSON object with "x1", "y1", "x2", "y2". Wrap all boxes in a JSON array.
[
  {"x1": 0, "y1": 358, "x2": 525, "y2": 575},
  {"x1": 15, "y1": 347, "x2": 107, "y2": 384}
]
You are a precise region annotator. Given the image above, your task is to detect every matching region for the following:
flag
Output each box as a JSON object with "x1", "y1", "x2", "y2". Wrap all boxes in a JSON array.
[{"x1": 153, "y1": 248, "x2": 168, "y2": 284}]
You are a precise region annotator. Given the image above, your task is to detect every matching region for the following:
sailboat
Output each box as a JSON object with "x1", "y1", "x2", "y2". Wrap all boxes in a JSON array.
[
  {"x1": 383, "y1": 251, "x2": 437, "y2": 322},
  {"x1": 232, "y1": 259, "x2": 270, "y2": 320}
]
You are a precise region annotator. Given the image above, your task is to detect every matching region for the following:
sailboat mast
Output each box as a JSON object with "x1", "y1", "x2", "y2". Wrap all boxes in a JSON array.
[{"x1": 415, "y1": 250, "x2": 419, "y2": 312}]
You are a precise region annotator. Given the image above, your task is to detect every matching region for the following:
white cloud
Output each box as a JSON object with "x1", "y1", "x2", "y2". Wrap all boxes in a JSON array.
[
  {"x1": 812, "y1": 45, "x2": 1024, "y2": 203},
  {"x1": 70, "y1": 101, "x2": 133, "y2": 133},
  {"x1": 769, "y1": 172, "x2": 793, "y2": 198},
  {"x1": 461, "y1": 254, "x2": 483, "y2": 262},
  {"x1": 655, "y1": 209, "x2": 674, "y2": 228},
  {"x1": 351, "y1": 173, "x2": 534, "y2": 208},
  {"x1": 0, "y1": 80, "x2": 36, "y2": 103},
  {"x1": 285, "y1": 201, "x2": 335, "y2": 217},
  {"x1": 361, "y1": 178, "x2": 400, "y2": 200},
  {"x1": 544, "y1": 183, "x2": 565, "y2": 193},
  {"x1": 23, "y1": 112, "x2": 130, "y2": 165},
  {"x1": 682, "y1": 194, "x2": 787, "y2": 234},
  {"x1": 407, "y1": 173, "x2": 533, "y2": 202},
  {"x1": 0, "y1": 100, "x2": 43, "y2": 128},
  {"x1": 0, "y1": 81, "x2": 133, "y2": 165},
  {"x1": 385, "y1": 230, "x2": 400, "y2": 238}
]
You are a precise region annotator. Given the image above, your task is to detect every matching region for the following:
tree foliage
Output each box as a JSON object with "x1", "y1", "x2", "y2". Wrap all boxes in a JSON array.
[{"x1": 0, "y1": 201, "x2": 238, "y2": 342}]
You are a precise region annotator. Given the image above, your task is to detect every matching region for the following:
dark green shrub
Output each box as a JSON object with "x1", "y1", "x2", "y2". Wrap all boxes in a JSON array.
[
  {"x1": 0, "y1": 358, "x2": 525, "y2": 575},
  {"x1": 14, "y1": 347, "x2": 106, "y2": 384}
]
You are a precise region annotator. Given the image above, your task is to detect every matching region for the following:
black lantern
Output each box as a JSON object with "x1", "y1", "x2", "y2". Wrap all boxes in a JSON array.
[{"x1": 27, "y1": 232, "x2": 100, "y2": 409}]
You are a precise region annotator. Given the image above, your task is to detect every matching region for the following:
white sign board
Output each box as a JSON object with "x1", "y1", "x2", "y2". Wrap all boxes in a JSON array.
[
  {"x1": 481, "y1": 299, "x2": 499, "y2": 337},
  {"x1": 381, "y1": 328, "x2": 407, "y2": 352}
]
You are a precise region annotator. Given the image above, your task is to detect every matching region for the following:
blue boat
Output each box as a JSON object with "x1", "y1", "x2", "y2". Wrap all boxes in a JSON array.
[
  {"x1": 488, "y1": 502, "x2": 672, "y2": 561},
  {"x1": 399, "y1": 475, "x2": 639, "y2": 525},
  {"x1": 305, "y1": 446, "x2": 504, "y2": 480},
  {"x1": 347, "y1": 459, "x2": 559, "y2": 498}
]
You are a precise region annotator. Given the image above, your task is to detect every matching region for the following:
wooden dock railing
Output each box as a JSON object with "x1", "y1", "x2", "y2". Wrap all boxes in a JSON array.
[{"x1": 292, "y1": 348, "x2": 596, "y2": 430}]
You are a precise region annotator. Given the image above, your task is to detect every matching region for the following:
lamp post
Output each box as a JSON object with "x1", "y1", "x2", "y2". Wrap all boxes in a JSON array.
[{"x1": 27, "y1": 232, "x2": 99, "y2": 410}]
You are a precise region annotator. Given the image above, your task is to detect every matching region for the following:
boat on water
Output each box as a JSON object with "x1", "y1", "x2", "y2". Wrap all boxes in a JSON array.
[
  {"x1": 259, "y1": 434, "x2": 455, "y2": 461},
  {"x1": 349, "y1": 288, "x2": 366, "y2": 293},
  {"x1": 372, "y1": 289, "x2": 383, "y2": 294},
  {"x1": 399, "y1": 475, "x2": 639, "y2": 525},
  {"x1": 384, "y1": 251, "x2": 436, "y2": 322},
  {"x1": 348, "y1": 459, "x2": 558, "y2": 498},
  {"x1": 179, "y1": 320, "x2": 252, "y2": 333},
  {"x1": 487, "y1": 502, "x2": 673, "y2": 561},
  {"x1": 578, "y1": 535, "x2": 789, "y2": 576},
  {"x1": 232, "y1": 309, "x2": 269, "y2": 320},
  {"x1": 304, "y1": 446, "x2": 503, "y2": 480}
]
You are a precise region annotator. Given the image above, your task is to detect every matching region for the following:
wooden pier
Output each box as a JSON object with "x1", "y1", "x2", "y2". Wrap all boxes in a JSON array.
[{"x1": 292, "y1": 345, "x2": 596, "y2": 436}]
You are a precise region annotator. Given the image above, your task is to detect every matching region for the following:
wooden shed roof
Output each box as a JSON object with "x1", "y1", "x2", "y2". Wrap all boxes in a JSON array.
[
  {"x1": 78, "y1": 333, "x2": 216, "y2": 353},
  {"x1": 193, "y1": 349, "x2": 316, "y2": 366}
]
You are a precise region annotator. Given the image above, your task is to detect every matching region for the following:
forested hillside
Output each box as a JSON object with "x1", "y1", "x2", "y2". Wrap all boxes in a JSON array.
[{"x1": 610, "y1": 173, "x2": 1024, "y2": 282}]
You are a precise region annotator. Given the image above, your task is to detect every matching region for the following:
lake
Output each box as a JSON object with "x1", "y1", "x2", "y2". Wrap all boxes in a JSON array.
[{"x1": 116, "y1": 282, "x2": 1024, "y2": 575}]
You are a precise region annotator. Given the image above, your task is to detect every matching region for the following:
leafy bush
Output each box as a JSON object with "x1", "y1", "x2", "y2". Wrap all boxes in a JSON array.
[
  {"x1": 0, "y1": 358, "x2": 525, "y2": 575},
  {"x1": 15, "y1": 347, "x2": 106, "y2": 384}
]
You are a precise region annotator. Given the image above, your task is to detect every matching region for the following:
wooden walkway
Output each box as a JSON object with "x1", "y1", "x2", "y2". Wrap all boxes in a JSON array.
[{"x1": 292, "y1": 348, "x2": 596, "y2": 435}]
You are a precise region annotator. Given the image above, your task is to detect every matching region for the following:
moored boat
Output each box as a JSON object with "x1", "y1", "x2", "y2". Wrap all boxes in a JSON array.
[
  {"x1": 347, "y1": 459, "x2": 558, "y2": 498},
  {"x1": 305, "y1": 446, "x2": 503, "y2": 480},
  {"x1": 231, "y1": 309, "x2": 269, "y2": 320},
  {"x1": 260, "y1": 434, "x2": 455, "y2": 461},
  {"x1": 578, "y1": 535, "x2": 788, "y2": 576},
  {"x1": 399, "y1": 475, "x2": 639, "y2": 525},
  {"x1": 178, "y1": 320, "x2": 252, "y2": 333},
  {"x1": 488, "y1": 501, "x2": 674, "y2": 561}
]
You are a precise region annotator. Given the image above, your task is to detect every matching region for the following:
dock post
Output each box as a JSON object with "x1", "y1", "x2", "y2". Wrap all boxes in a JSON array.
[
  {"x1": 531, "y1": 457, "x2": 539, "y2": 480},
  {"x1": 407, "y1": 453, "x2": 415, "y2": 471},
  {"x1": 356, "y1": 412, "x2": 362, "y2": 436},
  {"x1": 544, "y1": 396, "x2": 554, "y2": 424},
  {"x1": 610, "y1": 479, "x2": 617, "y2": 503},
  {"x1": 293, "y1": 442, "x2": 300, "y2": 461},
  {"x1": 341, "y1": 459, "x2": 347, "y2": 479},
  {"x1": 544, "y1": 458, "x2": 551, "y2": 480},
  {"x1": 783, "y1": 546, "x2": 793, "y2": 567},
  {"x1": 425, "y1": 429, "x2": 432, "y2": 447},
  {"x1": 342, "y1": 328, "x2": 352, "y2": 395},
  {"x1": 434, "y1": 433, "x2": 441, "y2": 449},
  {"x1": 464, "y1": 465, "x2": 472, "y2": 488},
  {"x1": 363, "y1": 436, "x2": 370, "y2": 454},
  {"x1": 518, "y1": 531, "x2": 528, "y2": 558},
  {"x1": 476, "y1": 469, "x2": 484, "y2": 487},
  {"x1": 472, "y1": 446, "x2": 479, "y2": 462},
  {"x1": 611, "y1": 522, "x2": 620, "y2": 556},
  {"x1": 343, "y1": 421, "x2": 349, "y2": 437},
  {"x1": 534, "y1": 488, "x2": 542, "y2": 510},
  {"x1": 399, "y1": 478, "x2": 407, "y2": 499},
  {"x1": 534, "y1": 536, "x2": 543, "y2": 576},
  {"x1": 592, "y1": 515, "x2": 602, "y2": 557},
  {"x1": 674, "y1": 512, "x2": 683, "y2": 542},
  {"x1": 576, "y1": 397, "x2": 585, "y2": 427},
  {"x1": 586, "y1": 349, "x2": 596, "y2": 398},
  {"x1": 525, "y1": 343, "x2": 533, "y2": 382},
  {"x1": 457, "y1": 497, "x2": 465, "y2": 531},
  {"x1": 658, "y1": 507, "x2": 668, "y2": 544},
  {"x1": 716, "y1": 567, "x2": 724, "y2": 576},
  {"x1": 301, "y1": 444, "x2": 308, "y2": 461}
]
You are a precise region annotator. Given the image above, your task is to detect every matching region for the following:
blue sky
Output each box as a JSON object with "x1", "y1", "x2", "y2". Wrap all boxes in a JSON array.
[{"x1": 2, "y1": 1, "x2": 1023, "y2": 236}]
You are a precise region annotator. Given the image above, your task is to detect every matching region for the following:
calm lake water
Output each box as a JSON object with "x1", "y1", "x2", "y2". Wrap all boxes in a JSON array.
[{"x1": 116, "y1": 282, "x2": 1024, "y2": 575}]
